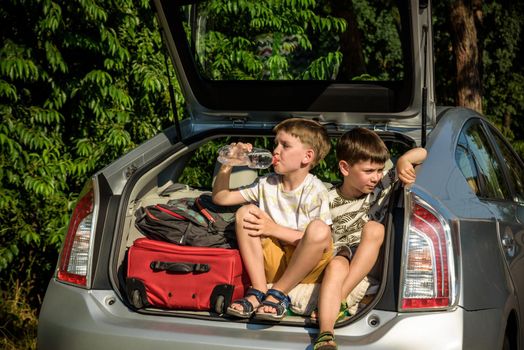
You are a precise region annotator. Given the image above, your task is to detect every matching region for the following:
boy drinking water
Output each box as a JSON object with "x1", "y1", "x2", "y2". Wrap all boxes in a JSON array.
[
  {"x1": 212, "y1": 118, "x2": 333, "y2": 321},
  {"x1": 314, "y1": 128, "x2": 427, "y2": 350}
]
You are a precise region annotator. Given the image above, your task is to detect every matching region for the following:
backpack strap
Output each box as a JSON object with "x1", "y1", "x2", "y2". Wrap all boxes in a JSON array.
[
  {"x1": 194, "y1": 197, "x2": 216, "y2": 223},
  {"x1": 164, "y1": 198, "x2": 208, "y2": 227},
  {"x1": 154, "y1": 204, "x2": 186, "y2": 220}
]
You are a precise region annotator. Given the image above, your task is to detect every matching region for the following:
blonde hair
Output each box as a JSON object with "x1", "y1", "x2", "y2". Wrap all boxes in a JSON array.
[
  {"x1": 336, "y1": 128, "x2": 390, "y2": 165},
  {"x1": 273, "y1": 118, "x2": 331, "y2": 168}
]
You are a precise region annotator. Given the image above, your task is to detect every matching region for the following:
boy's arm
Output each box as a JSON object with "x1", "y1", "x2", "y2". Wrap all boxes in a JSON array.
[
  {"x1": 242, "y1": 206, "x2": 304, "y2": 245},
  {"x1": 255, "y1": 187, "x2": 331, "y2": 246},
  {"x1": 211, "y1": 164, "x2": 247, "y2": 206},
  {"x1": 396, "y1": 147, "x2": 427, "y2": 185}
]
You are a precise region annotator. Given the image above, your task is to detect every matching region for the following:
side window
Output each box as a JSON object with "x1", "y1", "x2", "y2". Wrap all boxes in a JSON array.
[
  {"x1": 455, "y1": 142, "x2": 480, "y2": 195},
  {"x1": 489, "y1": 126, "x2": 524, "y2": 203},
  {"x1": 455, "y1": 122, "x2": 511, "y2": 200}
]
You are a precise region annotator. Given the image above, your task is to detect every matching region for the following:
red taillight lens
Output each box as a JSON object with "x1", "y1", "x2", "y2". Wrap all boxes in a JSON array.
[
  {"x1": 400, "y1": 200, "x2": 455, "y2": 310},
  {"x1": 57, "y1": 187, "x2": 94, "y2": 287}
]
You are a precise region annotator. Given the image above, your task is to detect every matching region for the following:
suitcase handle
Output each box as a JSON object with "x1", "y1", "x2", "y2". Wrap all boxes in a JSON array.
[{"x1": 150, "y1": 261, "x2": 210, "y2": 273}]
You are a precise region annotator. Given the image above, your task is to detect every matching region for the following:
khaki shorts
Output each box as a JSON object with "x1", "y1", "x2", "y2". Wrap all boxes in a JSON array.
[{"x1": 262, "y1": 237, "x2": 333, "y2": 284}]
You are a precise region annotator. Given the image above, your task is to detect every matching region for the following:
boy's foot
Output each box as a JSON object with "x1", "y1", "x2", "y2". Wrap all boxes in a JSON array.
[
  {"x1": 255, "y1": 288, "x2": 290, "y2": 321},
  {"x1": 310, "y1": 309, "x2": 318, "y2": 320},
  {"x1": 313, "y1": 331, "x2": 337, "y2": 350},
  {"x1": 226, "y1": 288, "x2": 265, "y2": 318}
]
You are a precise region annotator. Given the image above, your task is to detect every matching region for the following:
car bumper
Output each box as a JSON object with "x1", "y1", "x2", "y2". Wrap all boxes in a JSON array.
[{"x1": 38, "y1": 279, "x2": 500, "y2": 350}]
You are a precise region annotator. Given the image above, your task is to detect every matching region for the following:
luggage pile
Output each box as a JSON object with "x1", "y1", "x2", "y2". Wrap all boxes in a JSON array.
[{"x1": 125, "y1": 193, "x2": 249, "y2": 314}]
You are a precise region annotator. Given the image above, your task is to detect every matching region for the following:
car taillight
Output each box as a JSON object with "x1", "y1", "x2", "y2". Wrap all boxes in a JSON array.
[
  {"x1": 57, "y1": 183, "x2": 95, "y2": 288},
  {"x1": 400, "y1": 195, "x2": 456, "y2": 310}
]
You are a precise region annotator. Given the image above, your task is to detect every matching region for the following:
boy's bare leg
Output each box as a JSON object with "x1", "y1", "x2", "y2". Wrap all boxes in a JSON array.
[
  {"x1": 318, "y1": 220, "x2": 384, "y2": 334},
  {"x1": 341, "y1": 221, "x2": 384, "y2": 297},
  {"x1": 258, "y1": 219, "x2": 332, "y2": 314},
  {"x1": 229, "y1": 204, "x2": 268, "y2": 312},
  {"x1": 318, "y1": 256, "x2": 350, "y2": 335}
]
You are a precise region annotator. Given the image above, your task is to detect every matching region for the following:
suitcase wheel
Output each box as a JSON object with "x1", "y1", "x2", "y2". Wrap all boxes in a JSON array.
[
  {"x1": 214, "y1": 295, "x2": 225, "y2": 314},
  {"x1": 126, "y1": 278, "x2": 149, "y2": 309},
  {"x1": 211, "y1": 284, "x2": 235, "y2": 314},
  {"x1": 131, "y1": 289, "x2": 144, "y2": 309}
]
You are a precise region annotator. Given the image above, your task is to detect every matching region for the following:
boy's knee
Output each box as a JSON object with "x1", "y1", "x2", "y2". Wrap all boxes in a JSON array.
[
  {"x1": 306, "y1": 219, "x2": 330, "y2": 233},
  {"x1": 363, "y1": 220, "x2": 385, "y2": 244},
  {"x1": 235, "y1": 204, "x2": 258, "y2": 238},
  {"x1": 235, "y1": 204, "x2": 257, "y2": 221},
  {"x1": 304, "y1": 219, "x2": 332, "y2": 244},
  {"x1": 325, "y1": 256, "x2": 348, "y2": 274}
]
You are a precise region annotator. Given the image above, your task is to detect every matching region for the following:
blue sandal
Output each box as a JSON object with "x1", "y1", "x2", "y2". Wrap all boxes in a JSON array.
[
  {"x1": 226, "y1": 287, "x2": 265, "y2": 318},
  {"x1": 255, "y1": 288, "x2": 290, "y2": 321}
]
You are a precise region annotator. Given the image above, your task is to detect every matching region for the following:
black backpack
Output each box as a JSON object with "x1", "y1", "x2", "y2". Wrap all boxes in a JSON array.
[{"x1": 134, "y1": 194, "x2": 240, "y2": 248}]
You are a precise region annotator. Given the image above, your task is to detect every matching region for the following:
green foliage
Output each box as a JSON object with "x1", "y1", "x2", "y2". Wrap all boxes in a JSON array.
[
  {"x1": 352, "y1": 0, "x2": 404, "y2": 79},
  {"x1": 480, "y1": 2, "x2": 524, "y2": 158},
  {"x1": 433, "y1": 1, "x2": 524, "y2": 159},
  {"x1": 189, "y1": 0, "x2": 348, "y2": 80},
  {"x1": 432, "y1": 1, "x2": 456, "y2": 107},
  {"x1": 179, "y1": 140, "x2": 225, "y2": 188},
  {"x1": 0, "y1": 0, "x2": 181, "y2": 301},
  {"x1": 311, "y1": 139, "x2": 339, "y2": 183},
  {"x1": 0, "y1": 279, "x2": 38, "y2": 350}
]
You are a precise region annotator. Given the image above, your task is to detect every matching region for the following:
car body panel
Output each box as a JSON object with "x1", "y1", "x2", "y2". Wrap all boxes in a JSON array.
[{"x1": 39, "y1": 279, "x2": 496, "y2": 350}]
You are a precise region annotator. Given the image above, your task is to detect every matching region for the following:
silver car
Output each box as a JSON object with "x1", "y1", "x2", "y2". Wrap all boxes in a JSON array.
[{"x1": 37, "y1": 0, "x2": 524, "y2": 349}]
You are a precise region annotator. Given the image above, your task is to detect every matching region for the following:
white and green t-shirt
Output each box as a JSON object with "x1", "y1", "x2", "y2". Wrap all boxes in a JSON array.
[
  {"x1": 329, "y1": 169, "x2": 396, "y2": 252},
  {"x1": 240, "y1": 173, "x2": 332, "y2": 232}
]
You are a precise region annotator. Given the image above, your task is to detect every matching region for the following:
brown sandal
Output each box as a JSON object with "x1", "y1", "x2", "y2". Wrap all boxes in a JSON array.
[{"x1": 313, "y1": 331, "x2": 337, "y2": 350}]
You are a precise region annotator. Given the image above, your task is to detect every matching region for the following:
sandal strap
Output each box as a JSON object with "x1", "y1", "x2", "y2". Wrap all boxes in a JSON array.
[
  {"x1": 316, "y1": 331, "x2": 335, "y2": 342},
  {"x1": 260, "y1": 300, "x2": 286, "y2": 315},
  {"x1": 265, "y1": 288, "x2": 290, "y2": 308},
  {"x1": 313, "y1": 331, "x2": 336, "y2": 350},
  {"x1": 258, "y1": 288, "x2": 290, "y2": 317},
  {"x1": 245, "y1": 287, "x2": 266, "y2": 303},
  {"x1": 231, "y1": 298, "x2": 255, "y2": 313}
]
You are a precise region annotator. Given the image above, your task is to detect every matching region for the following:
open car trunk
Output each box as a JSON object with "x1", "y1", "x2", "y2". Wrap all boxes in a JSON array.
[
  {"x1": 112, "y1": 127, "x2": 415, "y2": 326},
  {"x1": 110, "y1": 0, "x2": 434, "y2": 323}
]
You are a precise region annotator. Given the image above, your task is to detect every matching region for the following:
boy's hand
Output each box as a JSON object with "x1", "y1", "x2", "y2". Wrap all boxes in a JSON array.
[
  {"x1": 242, "y1": 206, "x2": 277, "y2": 238},
  {"x1": 396, "y1": 147, "x2": 427, "y2": 185},
  {"x1": 222, "y1": 142, "x2": 253, "y2": 166},
  {"x1": 397, "y1": 157, "x2": 417, "y2": 185},
  {"x1": 213, "y1": 143, "x2": 254, "y2": 206}
]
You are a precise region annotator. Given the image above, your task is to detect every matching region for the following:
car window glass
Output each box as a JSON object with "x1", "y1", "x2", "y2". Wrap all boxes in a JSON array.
[
  {"x1": 457, "y1": 123, "x2": 511, "y2": 200},
  {"x1": 181, "y1": 1, "x2": 405, "y2": 82},
  {"x1": 489, "y1": 127, "x2": 524, "y2": 203},
  {"x1": 455, "y1": 142, "x2": 480, "y2": 195}
]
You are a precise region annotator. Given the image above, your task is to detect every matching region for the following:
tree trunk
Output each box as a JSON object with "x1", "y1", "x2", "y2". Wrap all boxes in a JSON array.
[
  {"x1": 449, "y1": 0, "x2": 483, "y2": 113},
  {"x1": 331, "y1": 0, "x2": 366, "y2": 80}
]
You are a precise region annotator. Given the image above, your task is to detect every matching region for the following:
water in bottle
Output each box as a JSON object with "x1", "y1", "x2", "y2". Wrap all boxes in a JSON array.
[{"x1": 217, "y1": 145, "x2": 274, "y2": 169}]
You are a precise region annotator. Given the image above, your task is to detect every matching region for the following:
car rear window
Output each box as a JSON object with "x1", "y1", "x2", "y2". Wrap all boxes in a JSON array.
[
  {"x1": 159, "y1": 0, "x2": 414, "y2": 113},
  {"x1": 180, "y1": 0, "x2": 406, "y2": 83}
]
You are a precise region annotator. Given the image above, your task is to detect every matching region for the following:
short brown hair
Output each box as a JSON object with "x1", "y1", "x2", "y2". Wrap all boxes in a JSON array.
[
  {"x1": 273, "y1": 118, "x2": 330, "y2": 168},
  {"x1": 336, "y1": 128, "x2": 390, "y2": 165}
]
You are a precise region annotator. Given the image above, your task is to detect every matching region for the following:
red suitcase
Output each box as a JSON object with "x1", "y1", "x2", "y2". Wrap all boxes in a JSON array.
[{"x1": 126, "y1": 238, "x2": 250, "y2": 313}]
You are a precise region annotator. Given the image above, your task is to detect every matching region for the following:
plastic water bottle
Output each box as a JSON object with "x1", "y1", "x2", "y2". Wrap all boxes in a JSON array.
[{"x1": 217, "y1": 145, "x2": 274, "y2": 169}]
